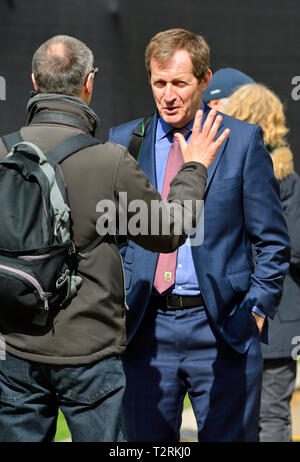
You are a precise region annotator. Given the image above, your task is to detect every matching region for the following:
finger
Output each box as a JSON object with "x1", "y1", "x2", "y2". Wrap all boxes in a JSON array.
[
  {"x1": 207, "y1": 115, "x2": 223, "y2": 142},
  {"x1": 201, "y1": 109, "x2": 217, "y2": 137},
  {"x1": 191, "y1": 109, "x2": 203, "y2": 137},
  {"x1": 174, "y1": 132, "x2": 187, "y2": 155},
  {"x1": 213, "y1": 128, "x2": 230, "y2": 149}
]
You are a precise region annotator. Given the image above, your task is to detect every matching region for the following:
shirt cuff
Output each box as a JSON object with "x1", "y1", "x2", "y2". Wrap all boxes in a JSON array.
[{"x1": 252, "y1": 305, "x2": 267, "y2": 318}]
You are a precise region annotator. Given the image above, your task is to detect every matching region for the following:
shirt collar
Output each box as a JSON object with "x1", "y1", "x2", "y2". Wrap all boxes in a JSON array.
[{"x1": 156, "y1": 101, "x2": 205, "y2": 141}]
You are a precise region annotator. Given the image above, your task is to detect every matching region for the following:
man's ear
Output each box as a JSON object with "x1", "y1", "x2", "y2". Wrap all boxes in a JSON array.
[
  {"x1": 201, "y1": 69, "x2": 212, "y2": 91},
  {"x1": 78, "y1": 72, "x2": 94, "y2": 104},
  {"x1": 31, "y1": 73, "x2": 39, "y2": 92},
  {"x1": 84, "y1": 72, "x2": 94, "y2": 95}
]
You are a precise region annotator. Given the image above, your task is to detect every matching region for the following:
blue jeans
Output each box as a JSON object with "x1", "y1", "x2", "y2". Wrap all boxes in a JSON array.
[{"x1": 0, "y1": 352, "x2": 127, "y2": 442}]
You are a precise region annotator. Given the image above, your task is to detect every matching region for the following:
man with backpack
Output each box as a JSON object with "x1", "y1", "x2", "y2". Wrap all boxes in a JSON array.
[{"x1": 0, "y1": 35, "x2": 228, "y2": 442}]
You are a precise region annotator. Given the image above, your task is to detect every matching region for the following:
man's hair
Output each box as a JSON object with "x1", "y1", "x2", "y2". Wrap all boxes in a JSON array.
[
  {"x1": 225, "y1": 83, "x2": 289, "y2": 148},
  {"x1": 32, "y1": 35, "x2": 94, "y2": 96},
  {"x1": 145, "y1": 28, "x2": 210, "y2": 82}
]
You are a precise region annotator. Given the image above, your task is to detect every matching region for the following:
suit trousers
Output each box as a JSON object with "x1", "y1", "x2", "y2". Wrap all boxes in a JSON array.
[{"x1": 123, "y1": 304, "x2": 263, "y2": 442}]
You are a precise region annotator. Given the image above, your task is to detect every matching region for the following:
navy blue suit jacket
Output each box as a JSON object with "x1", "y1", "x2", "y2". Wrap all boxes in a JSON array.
[{"x1": 109, "y1": 105, "x2": 290, "y2": 354}]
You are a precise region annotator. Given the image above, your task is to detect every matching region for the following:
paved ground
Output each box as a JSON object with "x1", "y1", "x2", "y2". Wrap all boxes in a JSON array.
[
  {"x1": 291, "y1": 390, "x2": 300, "y2": 441},
  {"x1": 180, "y1": 407, "x2": 197, "y2": 441}
]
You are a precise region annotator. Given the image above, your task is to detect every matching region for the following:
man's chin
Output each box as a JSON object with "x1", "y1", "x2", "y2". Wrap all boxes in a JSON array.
[{"x1": 161, "y1": 111, "x2": 184, "y2": 128}]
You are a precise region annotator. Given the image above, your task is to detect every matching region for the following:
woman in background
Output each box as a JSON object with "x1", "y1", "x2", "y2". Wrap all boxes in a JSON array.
[{"x1": 226, "y1": 83, "x2": 300, "y2": 442}]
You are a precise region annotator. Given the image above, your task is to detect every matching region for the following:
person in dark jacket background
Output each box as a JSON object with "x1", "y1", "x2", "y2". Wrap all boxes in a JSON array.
[{"x1": 226, "y1": 83, "x2": 300, "y2": 442}]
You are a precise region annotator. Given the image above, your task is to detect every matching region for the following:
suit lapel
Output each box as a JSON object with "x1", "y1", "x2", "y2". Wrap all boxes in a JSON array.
[
  {"x1": 202, "y1": 103, "x2": 229, "y2": 194},
  {"x1": 204, "y1": 130, "x2": 229, "y2": 194}
]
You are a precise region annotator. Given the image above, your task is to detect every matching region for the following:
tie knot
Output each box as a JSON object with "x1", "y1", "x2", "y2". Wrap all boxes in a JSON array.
[{"x1": 172, "y1": 127, "x2": 190, "y2": 142}]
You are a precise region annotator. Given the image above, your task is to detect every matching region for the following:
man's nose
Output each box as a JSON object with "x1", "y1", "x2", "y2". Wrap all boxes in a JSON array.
[{"x1": 163, "y1": 83, "x2": 177, "y2": 102}]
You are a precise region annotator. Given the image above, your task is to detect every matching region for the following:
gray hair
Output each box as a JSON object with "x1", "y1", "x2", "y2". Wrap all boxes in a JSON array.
[{"x1": 32, "y1": 35, "x2": 94, "y2": 96}]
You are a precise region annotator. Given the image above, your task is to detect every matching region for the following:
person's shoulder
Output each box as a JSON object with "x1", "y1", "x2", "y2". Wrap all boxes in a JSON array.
[
  {"x1": 88, "y1": 139, "x2": 129, "y2": 161},
  {"x1": 103, "y1": 139, "x2": 129, "y2": 156},
  {"x1": 109, "y1": 117, "x2": 143, "y2": 141},
  {"x1": 109, "y1": 117, "x2": 145, "y2": 149},
  {"x1": 111, "y1": 118, "x2": 143, "y2": 132},
  {"x1": 217, "y1": 111, "x2": 259, "y2": 133}
]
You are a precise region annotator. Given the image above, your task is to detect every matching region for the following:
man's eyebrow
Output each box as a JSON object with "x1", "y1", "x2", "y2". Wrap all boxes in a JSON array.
[{"x1": 152, "y1": 74, "x2": 190, "y2": 81}]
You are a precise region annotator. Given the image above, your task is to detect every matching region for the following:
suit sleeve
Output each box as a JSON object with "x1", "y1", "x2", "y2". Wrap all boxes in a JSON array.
[
  {"x1": 111, "y1": 146, "x2": 207, "y2": 253},
  {"x1": 243, "y1": 126, "x2": 290, "y2": 319}
]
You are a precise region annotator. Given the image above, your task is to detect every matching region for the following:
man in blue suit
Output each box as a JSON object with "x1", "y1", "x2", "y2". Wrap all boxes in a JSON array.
[{"x1": 109, "y1": 28, "x2": 290, "y2": 442}]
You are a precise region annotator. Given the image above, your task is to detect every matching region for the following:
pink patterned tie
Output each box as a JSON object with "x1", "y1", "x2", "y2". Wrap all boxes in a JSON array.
[{"x1": 153, "y1": 128, "x2": 190, "y2": 294}]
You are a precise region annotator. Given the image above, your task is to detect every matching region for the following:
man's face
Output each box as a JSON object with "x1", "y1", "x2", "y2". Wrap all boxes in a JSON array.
[
  {"x1": 207, "y1": 99, "x2": 227, "y2": 112},
  {"x1": 150, "y1": 49, "x2": 211, "y2": 128}
]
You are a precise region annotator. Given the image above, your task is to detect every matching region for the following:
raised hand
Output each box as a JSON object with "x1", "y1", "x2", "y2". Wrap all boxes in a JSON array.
[{"x1": 175, "y1": 109, "x2": 230, "y2": 169}]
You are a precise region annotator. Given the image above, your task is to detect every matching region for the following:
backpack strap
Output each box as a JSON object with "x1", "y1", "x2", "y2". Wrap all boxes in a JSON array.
[
  {"x1": 1, "y1": 131, "x2": 23, "y2": 152},
  {"x1": 127, "y1": 115, "x2": 153, "y2": 162},
  {"x1": 45, "y1": 133, "x2": 101, "y2": 164},
  {"x1": 1, "y1": 131, "x2": 100, "y2": 163},
  {"x1": 77, "y1": 234, "x2": 107, "y2": 260},
  {"x1": 117, "y1": 116, "x2": 152, "y2": 249},
  {"x1": 46, "y1": 134, "x2": 107, "y2": 256}
]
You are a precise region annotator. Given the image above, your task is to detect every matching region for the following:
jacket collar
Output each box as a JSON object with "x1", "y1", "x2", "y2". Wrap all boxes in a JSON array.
[{"x1": 26, "y1": 93, "x2": 101, "y2": 138}]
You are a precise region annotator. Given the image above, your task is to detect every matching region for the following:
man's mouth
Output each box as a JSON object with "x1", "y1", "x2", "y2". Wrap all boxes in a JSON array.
[{"x1": 163, "y1": 107, "x2": 179, "y2": 114}]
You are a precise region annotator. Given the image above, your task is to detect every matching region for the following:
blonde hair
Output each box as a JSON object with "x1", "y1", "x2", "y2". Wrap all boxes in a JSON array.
[{"x1": 225, "y1": 83, "x2": 288, "y2": 148}]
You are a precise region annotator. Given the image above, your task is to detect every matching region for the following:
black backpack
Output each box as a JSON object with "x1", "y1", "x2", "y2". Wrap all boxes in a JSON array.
[{"x1": 0, "y1": 132, "x2": 102, "y2": 326}]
